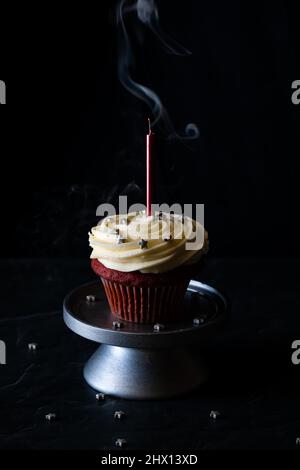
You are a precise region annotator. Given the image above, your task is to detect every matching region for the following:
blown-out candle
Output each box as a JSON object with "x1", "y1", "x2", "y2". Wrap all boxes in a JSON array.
[{"x1": 146, "y1": 118, "x2": 154, "y2": 216}]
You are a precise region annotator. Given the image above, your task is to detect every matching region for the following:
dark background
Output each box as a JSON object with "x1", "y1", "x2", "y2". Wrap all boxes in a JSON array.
[
  {"x1": 1, "y1": 1, "x2": 300, "y2": 452},
  {"x1": 0, "y1": 0, "x2": 299, "y2": 258}
]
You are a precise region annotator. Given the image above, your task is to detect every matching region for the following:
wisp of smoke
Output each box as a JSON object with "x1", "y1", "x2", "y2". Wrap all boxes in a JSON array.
[{"x1": 117, "y1": 0, "x2": 199, "y2": 140}]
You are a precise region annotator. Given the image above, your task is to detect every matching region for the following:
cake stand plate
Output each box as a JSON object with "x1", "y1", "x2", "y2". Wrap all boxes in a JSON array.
[{"x1": 63, "y1": 280, "x2": 227, "y2": 399}]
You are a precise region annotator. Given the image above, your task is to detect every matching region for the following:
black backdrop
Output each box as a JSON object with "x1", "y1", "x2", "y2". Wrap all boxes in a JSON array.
[{"x1": 1, "y1": 0, "x2": 299, "y2": 258}]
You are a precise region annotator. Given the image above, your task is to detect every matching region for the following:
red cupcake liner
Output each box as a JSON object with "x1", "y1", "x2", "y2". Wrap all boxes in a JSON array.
[{"x1": 101, "y1": 277, "x2": 189, "y2": 324}]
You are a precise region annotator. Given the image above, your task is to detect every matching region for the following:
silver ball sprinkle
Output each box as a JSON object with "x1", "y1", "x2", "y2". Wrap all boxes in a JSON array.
[
  {"x1": 96, "y1": 392, "x2": 106, "y2": 401},
  {"x1": 28, "y1": 342, "x2": 38, "y2": 351},
  {"x1": 209, "y1": 410, "x2": 221, "y2": 420},
  {"x1": 193, "y1": 317, "x2": 205, "y2": 326},
  {"x1": 113, "y1": 321, "x2": 124, "y2": 329},
  {"x1": 153, "y1": 323, "x2": 165, "y2": 332},
  {"x1": 45, "y1": 413, "x2": 57, "y2": 422},
  {"x1": 86, "y1": 295, "x2": 96, "y2": 302},
  {"x1": 139, "y1": 239, "x2": 148, "y2": 249},
  {"x1": 114, "y1": 410, "x2": 126, "y2": 420}
]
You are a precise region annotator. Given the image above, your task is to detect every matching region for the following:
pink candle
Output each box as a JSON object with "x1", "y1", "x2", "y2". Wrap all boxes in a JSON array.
[{"x1": 146, "y1": 118, "x2": 154, "y2": 216}]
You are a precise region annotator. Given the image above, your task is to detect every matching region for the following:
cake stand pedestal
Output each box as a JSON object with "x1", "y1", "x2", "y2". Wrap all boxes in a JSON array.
[{"x1": 63, "y1": 280, "x2": 227, "y2": 400}]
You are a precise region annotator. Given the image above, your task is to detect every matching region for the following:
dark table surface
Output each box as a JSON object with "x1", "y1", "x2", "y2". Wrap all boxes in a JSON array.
[{"x1": 0, "y1": 258, "x2": 300, "y2": 450}]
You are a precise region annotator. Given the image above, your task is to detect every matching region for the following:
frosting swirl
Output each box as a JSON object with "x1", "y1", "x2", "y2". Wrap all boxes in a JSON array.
[{"x1": 89, "y1": 212, "x2": 208, "y2": 274}]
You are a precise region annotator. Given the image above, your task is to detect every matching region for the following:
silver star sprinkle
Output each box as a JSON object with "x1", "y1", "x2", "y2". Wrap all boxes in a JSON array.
[{"x1": 139, "y1": 239, "x2": 148, "y2": 249}]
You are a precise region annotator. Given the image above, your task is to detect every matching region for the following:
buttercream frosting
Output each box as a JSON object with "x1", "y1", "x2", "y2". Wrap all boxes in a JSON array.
[{"x1": 89, "y1": 212, "x2": 208, "y2": 274}]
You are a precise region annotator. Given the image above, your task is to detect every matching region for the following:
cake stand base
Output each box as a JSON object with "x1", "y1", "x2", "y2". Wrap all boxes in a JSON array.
[{"x1": 84, "y1": 344, "x2": 207, "y2": 400}]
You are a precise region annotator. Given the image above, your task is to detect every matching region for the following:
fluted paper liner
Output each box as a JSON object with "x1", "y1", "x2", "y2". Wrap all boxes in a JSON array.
[{"x1": 101, "y1": 278, "x2": 189, "y2": 324}]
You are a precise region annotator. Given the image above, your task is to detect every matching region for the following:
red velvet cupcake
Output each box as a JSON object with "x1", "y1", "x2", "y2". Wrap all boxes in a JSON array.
[{"x1": 89, "y1": 211, "x2": 208, "y2": 324}]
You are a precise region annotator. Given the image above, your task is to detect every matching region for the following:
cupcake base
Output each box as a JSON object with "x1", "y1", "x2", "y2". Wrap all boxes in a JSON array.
[{"x1": 91, "y1": 259, "x2": 203, "y2": 324}]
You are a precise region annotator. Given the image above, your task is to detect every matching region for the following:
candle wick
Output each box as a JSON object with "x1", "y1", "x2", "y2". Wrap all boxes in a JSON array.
[{"x1": 148, "y1": 117, "x2": 151, "y2": 134}]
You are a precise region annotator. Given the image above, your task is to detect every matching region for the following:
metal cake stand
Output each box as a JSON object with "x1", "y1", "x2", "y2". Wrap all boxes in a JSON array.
[{"x1": 63, "y1": 280, "x2": 227, "y2": 400}]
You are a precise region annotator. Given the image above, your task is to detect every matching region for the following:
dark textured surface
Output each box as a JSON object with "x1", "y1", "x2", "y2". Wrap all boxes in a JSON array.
[{"x1": 0, "y1": 258, "x2": 300, "y2": 449}]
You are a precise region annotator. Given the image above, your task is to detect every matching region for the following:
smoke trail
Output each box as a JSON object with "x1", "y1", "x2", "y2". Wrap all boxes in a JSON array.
[{"x1": 117, "y1": 0, "x2": 199, "y2": 140}]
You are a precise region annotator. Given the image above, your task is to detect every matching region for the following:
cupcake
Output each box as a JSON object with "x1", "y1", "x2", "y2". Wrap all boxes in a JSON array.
[{"x1": 89, "y1": 211, "x2": 208, "y2": 323}]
